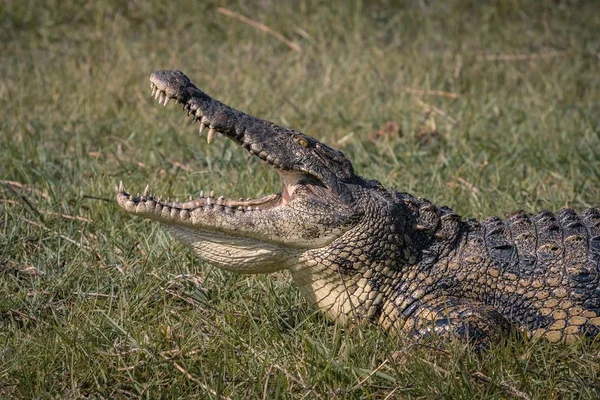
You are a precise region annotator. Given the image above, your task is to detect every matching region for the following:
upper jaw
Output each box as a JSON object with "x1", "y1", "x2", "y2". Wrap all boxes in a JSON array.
[
  {"x1": 151, "y1": 71, "x2": 296, "y2": 176},
  {"x1": 150, "y1": 72, "x2": 362, "y2": 205}
]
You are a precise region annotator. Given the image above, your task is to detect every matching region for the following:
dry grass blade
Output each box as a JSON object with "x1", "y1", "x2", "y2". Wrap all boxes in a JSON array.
[
  {"x1": 471, "y1": 371, "x2": 531, "y2": 400},
  {"x1": 414, "y1": 98, "x2": 458, "y2": 125},
  {"x1": 350, "y1": 359, "x2": 389, "y2": 390},
  {"x1": 20, "y1": 217, "x2": 90, "y2": 250},
  {"x1": 216, "y1": 7, "x2": 302, "y2": 53},
  {"x1": 1, "y1": 199, "x2": 92, "y2": 223},
  {"x1": 477, "y1": 50, "x2": 569, "y2": 61},
  {"x1": 158, "y1": 352, "x2": 232, "y2": 400},
  {"x1": 404, "y1": 86, "x2": 459, "y2": 99}
]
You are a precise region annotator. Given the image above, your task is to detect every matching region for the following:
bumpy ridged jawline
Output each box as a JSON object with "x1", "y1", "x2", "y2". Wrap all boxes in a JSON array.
[
  {"x1": 117, "y1": 181, "x2": 284, "y2": 212},
  {"x1": 117, "y1": 167, "x2": 301, "y2": 218}
]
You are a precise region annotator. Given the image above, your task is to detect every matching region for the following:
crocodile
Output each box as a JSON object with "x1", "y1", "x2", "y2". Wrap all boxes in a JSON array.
[{"x1": 117, "y1": 70, "x2": 600, "y2": 347}]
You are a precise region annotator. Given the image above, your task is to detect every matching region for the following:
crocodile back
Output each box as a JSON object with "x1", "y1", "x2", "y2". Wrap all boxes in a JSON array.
[{"x1": 460, "y1": 208, "x2": 600, "y2": 343}]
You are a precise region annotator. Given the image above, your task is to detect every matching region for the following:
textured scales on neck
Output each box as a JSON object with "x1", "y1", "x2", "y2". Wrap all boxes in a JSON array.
[{"x1": 117, "y1": 70, "x2": 600, "y2": 347}]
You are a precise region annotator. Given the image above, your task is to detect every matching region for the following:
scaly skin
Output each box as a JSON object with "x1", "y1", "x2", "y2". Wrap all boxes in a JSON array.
[{"x1": 117, "y1": 70, "x2": 600, "y2": 347}]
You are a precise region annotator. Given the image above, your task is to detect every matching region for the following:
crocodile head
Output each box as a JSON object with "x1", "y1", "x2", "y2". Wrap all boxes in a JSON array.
[{"x1": 118, "y1": 70, "x2": 373, "y2": 273}]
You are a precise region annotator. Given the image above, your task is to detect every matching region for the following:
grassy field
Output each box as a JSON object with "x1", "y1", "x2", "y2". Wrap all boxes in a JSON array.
[{"x1": 1, "y1": 0, "x2": 599, "y2": 398}]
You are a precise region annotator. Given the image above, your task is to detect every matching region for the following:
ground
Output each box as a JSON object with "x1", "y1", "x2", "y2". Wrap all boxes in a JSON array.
[{"x1": 1, "y1": 0, "x2": 599, "y2": 398}]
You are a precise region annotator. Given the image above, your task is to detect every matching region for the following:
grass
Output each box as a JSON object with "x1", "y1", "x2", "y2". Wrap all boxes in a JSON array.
[{"x1": 1, "y1": 0, "x2": 599, "y2": 398}]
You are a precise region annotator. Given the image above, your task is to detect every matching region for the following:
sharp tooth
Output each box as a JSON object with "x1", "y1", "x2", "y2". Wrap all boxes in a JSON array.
[
  {"x1": 151, "y1": 87, "x2": 157, "y2": 97},
  {"x1": 198, "y1": 122, "x2": 206, "y2": 136},
  {"x1": 118, "y1": 180, "x2": 124, "y2": 192},
  {"x1": 237, "y1": 206, "x2": 243, "y2": 211},
  {"x1": 150, "y1": 82, "x2": 155, "y2": 89},
  {"x1": 199, "y1": 190, "x2": 204, "y2": 198},
  {"x1": 209, "y1": 190, "x2": 215, "y2": 198},
  {"x1": 206, "y1": 197, "x2": 212, "y2": 206},
  {"x1": 207, "y1": 128, "x2": 216, "y2": 144},
  {"x1": 189, "y1": 195, "x2": 193, "y2": 201},
  {"x1": 216, "y1": 196, "x2": 223, "y2": 205},
  {"x1": 247, "y1": 206, "x2": 252, "y2": 211},
  {"x1": 158, "y1": 92, "x2": 165, "y2": 104},
  {"x1": 163, "y1": 96, "x2": 170, "y2": 106},
  {"x1": 154, "y1": 89, "x2": 161, "y2": 99},
  {"x1": 143, "y1": 184, "x2": 149, "y2": 197}
]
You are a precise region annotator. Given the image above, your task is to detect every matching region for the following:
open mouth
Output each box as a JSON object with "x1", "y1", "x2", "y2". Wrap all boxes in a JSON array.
[{"x1": 117, "y1": 72, "x2": 304, "y2": 217}]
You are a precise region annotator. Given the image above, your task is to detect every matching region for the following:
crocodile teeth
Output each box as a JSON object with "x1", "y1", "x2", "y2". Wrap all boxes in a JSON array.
[
  {"x1": 143, "y1": 184, "x2": 149, "y2": 197},
  {"x1": 207, "y1": 128, "x2": 216, "y2": 144},
  {"x1": 158, "y1": 92, "x2": 165, "y2": 104},
  {"x1": 118, "y1": 180, "x2": 124, "y2": 193},
  {"x1": 163, "y1": 96, "x2": 170, "y2": 106},
  {"x1": 209, "y1": 190, "x2": 215, "y2": 198},
  {"x1": 198, "y1": 122, "x2": 206, "y2": 136},
  {"x1": 154, "y1": 89, "x2": 161, "y2": 100}
]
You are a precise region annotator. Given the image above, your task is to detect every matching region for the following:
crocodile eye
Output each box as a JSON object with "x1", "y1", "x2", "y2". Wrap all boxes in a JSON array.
[{"x1": 295, "y1": 137, "x2": 309, "y2": 148}]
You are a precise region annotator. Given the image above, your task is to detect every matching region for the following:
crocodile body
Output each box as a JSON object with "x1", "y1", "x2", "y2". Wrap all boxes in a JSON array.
[{"x1": 118, "y1": 70, "x2": 600, "y2": 346}]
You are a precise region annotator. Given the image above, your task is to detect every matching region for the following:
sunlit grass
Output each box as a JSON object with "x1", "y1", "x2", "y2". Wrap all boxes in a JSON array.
[{"x1": 1, "y1": 0, "x2": 599, "y2": 398}]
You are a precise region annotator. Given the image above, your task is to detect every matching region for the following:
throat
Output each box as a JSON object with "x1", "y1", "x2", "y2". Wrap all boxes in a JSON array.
[
  {"x1": 288, "y1": 254, "x2": 386, "y2": 325},
  {"x1": 278, "y1": 170, "x2": 306, "y2": 206}
]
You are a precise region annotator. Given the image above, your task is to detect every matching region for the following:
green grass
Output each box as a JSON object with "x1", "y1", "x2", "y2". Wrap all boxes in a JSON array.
[{"x1": 1, "y1": 0, "x2": 599, "y2": 398}]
